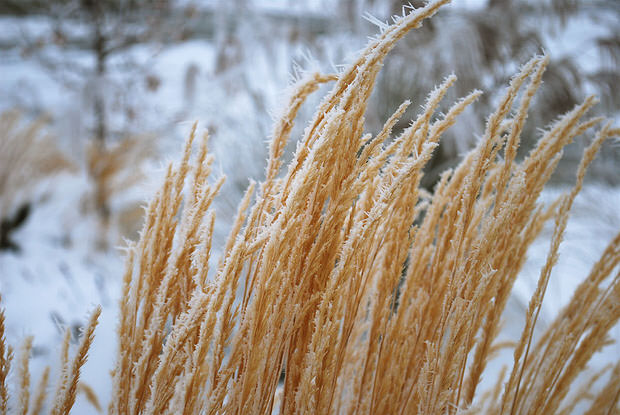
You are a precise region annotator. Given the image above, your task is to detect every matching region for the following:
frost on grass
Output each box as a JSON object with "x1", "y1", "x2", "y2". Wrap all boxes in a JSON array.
[{"x1": 1, "y1": 1, "x2": 619, "y2": 414}]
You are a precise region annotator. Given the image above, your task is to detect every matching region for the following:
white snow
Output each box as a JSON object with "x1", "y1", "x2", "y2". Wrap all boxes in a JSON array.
[{"x1": 0, "y1": 1, "x2": 618, "y2": 412}]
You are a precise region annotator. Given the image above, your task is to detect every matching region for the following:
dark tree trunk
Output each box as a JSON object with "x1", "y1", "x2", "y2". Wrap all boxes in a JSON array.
[{"x1": 92, "y1": 1, "x2": 107, "y2": 146}]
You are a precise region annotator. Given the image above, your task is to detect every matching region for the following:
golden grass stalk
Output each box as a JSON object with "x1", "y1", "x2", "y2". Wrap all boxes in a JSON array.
[
  {"x1": 16, "y1": 337, "x2": 33, "y2": 415},
  {"x1": 585, "y1": 360, "x2": 620, "y2": 414},
  {"x1": 50, "y1": 307, "x2": 101, "y2": 415},
  {"x1": 77, "y1": 382, "x2": 102, "y2": 413},
  {"x1": 29, "y1": 366, "x2": 50, "y2": 415},
  {"x1": 0, "y1": 299, "x2": 12, "y2": 415}
]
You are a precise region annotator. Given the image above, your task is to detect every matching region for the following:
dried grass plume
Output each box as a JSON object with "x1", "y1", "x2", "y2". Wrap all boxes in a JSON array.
[{"x1": 1, "y1": 1, "x2": 619, "y2": 414}]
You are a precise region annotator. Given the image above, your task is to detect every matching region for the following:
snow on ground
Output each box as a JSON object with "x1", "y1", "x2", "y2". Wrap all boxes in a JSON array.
[
  {"x1": 0, "y1": 173, "x2": 124, "y2": 412},
  {"x1": 0, "y1": 3, "x2": 618, "y2": 412}
]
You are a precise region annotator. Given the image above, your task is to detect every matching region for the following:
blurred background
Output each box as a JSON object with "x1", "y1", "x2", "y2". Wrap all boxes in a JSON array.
[{"x1": 0, "y1": 0, "x2": 618, "y2": 412}]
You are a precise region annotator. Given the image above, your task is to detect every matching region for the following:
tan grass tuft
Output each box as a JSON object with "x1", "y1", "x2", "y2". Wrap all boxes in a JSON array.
[
  {"x1": 0, "y1": 110, "x2": 76, "y2": 219},
  {"x1": 51, "y1": 306, "x2": 101, "y2": 415},
  {"x1": 29, "y1": 366, "x2": 50, "y2": 415},
  {"x1": 105, "y1": 1, "x2": 619, "y2": 413},
  {"x1": 16, "y1": 337, "x2": 33, "y2": 415},
  {"x1": 1, "y1": 1, "x2": 619, "y2": 414}
]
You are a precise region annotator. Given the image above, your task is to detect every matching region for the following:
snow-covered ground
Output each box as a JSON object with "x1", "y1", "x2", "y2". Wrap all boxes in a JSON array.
[
  {"x1": 0, "y1": 1, "x2": 618, "y2": 412},
  {"x1": 0, "y1": 172, "x2": 123, "y2": 412}
]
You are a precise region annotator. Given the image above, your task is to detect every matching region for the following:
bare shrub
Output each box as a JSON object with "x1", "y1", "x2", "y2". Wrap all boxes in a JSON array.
[{"x1": 0, "y1": 110, "x2": 76, "y2": 251}]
